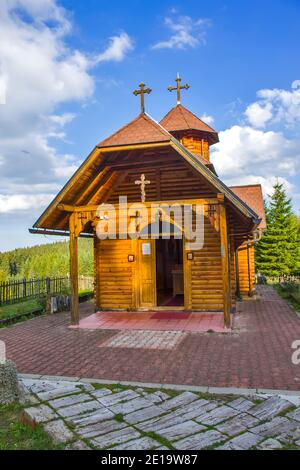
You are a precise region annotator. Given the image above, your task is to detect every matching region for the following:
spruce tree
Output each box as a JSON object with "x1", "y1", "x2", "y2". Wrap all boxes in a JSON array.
[{"x1": 255, "y1": 182, "x2": 298, "y2": 276}]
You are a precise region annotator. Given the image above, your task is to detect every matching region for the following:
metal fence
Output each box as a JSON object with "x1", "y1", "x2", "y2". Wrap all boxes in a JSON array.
[
  {"x1": 0, "y1": 276, "x2": 93, "y2": 305},
  {"x1": 266, "y1": 275, "x2": 300, "y2": 284}
]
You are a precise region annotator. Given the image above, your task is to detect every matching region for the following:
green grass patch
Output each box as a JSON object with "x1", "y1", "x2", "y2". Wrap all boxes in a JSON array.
[
  {"x1": 0, "y1": 298, "x2": 44, "y2": 321},
  {"x1": 273, "y1": 284, "x2": 300, "y2": 315},
  {"x1": 0, "y1": 402, "x2": 64, "y2": 450},
  {"x1": 114, "y1": 413, "x2": 124, "y2": 423}
]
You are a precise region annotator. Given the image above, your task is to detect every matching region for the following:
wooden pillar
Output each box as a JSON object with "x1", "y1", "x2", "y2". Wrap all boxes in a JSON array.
[
  {"x1": 69, "y1": 213, "x2": 79, "y2": 325},
  {"x1": 235, "y1": 248, "x2": 242, "y2": 300},
  {"x1": 218, "y1": 194, "x2": 231, "y2": 328}
]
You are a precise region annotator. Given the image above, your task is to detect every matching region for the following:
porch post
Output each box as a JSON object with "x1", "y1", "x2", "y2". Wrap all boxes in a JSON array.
[
  {"x1": 69, "y1": 212, "x2": 79, "y2": 325},
  {"x1": 218, "y1": 194, "x2": 231, "y2": 328}
]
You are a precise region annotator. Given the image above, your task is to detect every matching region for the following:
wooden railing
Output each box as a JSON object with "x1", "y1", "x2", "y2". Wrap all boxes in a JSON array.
[
  {"x1": 0, "y1": 276, "x2": 93, "y2": 305},
  {"x1": 266, "y1": 275, "x2": 300, "y2": 284}
]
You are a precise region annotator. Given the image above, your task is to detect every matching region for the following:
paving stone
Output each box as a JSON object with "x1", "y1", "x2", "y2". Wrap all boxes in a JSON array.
[
  {"x1": 49, "y1": 393, "x2": 91, "y2": 409},
  {"x1": 90, "y1": 388, "x2": 112, "y2": 399},
  {"x1": 295, "y1": 438, "x2": 300, "y2": 447},
  {"x1": 174, "y1": 430, "x2": 225, "y2": 450},
  {"x1": 160, "y1": 391, "x2": 198, "y2": 411},
  {"x1": 195, "y1": 405, "x2": 239, "y2": 426},
  {"x1": 218, "y1": 432, "x2": 263, "y2": 450},
  {"x1": 22, "y1": 404, "x2": 57, "y2": 427},
  {"x1": 247, "y1": 396, "x2": 293, "y2": 421},
  {"x1": 77, "y1": 418, "x2": 127, "y2": 439},
  {"x1": 44, "y1": 419, "x2": 74, "y2": 443},
  {"x1": 37, "y1": 386, "x2": 79, "y2": 401},
  {"x1": 23, "y1": 379, "x2": 80, "y2": 395},
  {"x1": 137, "y1": 411, "x2": 187, "y2": 432},
  {"x1": 92, "y1": 427, "x2": 141, "y2": 449},
  {"x1": 112, "y1": 436, "x2": 159, "y2": 450},
  {"x1": 257, "y1": 438, "x2": 283, "y2": 450},
  {"x1": 158, "y1": 420, "x2": 206, "y2": 441},
  {"x1": 216, "y1": 412, "x2": 260, "y2": 437},
  {"x1": 227, "y1": 397, "x2": 255, "y2": 412},
  {"x1": 97, "y1": 390, "x2": 139, "y2": 407},
  {"x1": 65, "y1": 440, "x2": 91, "y2": 450},
  {"x1": 286, "y1": 408, "x2": 300, "y2": 422},
  {"x1": 108, "y1": 396, "x2": 153, "y2": 415},
  {"x1": 144, "y1": 391, "x2": 170, "y2": 404},
  {"x1": 175, "y1": 400, "x2": 219, "y2": 421},
  {"x1": 69, "y1": 408, "x2": 114, "y2": 427},
  {"x1": 124, "y1": 404, "x2": 165, "y2": 425},
  {"x1": 58, "y1": 400, "x2": 102, "y2": 418},
  {"x1": 277, "y1": 426, "x2": 300, "y2": 444},
  {"x1": 250, "y1": 416, "x2": 298, "y2": 438}
]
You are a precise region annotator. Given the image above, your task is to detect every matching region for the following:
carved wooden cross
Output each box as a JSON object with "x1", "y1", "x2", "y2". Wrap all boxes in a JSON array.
[
  {"x1": 168, "y1": 73, "x2": 190, "y2": 104},
  {"x1": 133, "y1": 83, "x2": 152, "y2": 113},
  {"x1": 135, "y1": 174, "x2": 150, "y2": 202}
]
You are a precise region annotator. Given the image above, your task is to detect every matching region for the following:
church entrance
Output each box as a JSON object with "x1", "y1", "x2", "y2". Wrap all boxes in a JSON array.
[{"x1": 155, "y1": 238, "x2": 184, "y2": 307}]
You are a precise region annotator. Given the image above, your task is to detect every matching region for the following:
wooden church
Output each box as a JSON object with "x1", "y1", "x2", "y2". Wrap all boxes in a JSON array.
[{"x1": 32, "y1": 77, "x2": 265, "y2": 328}]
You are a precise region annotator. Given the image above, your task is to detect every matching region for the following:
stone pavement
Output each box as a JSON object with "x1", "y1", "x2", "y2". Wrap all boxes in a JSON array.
[
  {"x1": 0, "y1": 286, "x2": 300, "y2": 390},
  {"x1": 20, "y1": 377, "x2": 300, "y2": 450}
]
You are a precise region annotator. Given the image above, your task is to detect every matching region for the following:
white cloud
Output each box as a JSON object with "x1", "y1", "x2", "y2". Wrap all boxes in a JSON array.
[
  {"x1": 211, "y1": 124, "x2": 300, "y2": 201},
  {"x1": 200, "y1": 114, "x2": 214, "y2": 125},
  {"x1": 152, "y1": 15, "x2": 210, "y2": 50},
  {"x1": 245, "y1": 102, "x2": 273, "y2": 128},
  {"x1": 0, "y1": 1, "x2": 133, "y2": 214},
  {"x1": 245, "y1": 81, "x2": 300, "y2": 128},
  {"x1": 95, "y1": 33, "x2": 134, "y2": 63}
]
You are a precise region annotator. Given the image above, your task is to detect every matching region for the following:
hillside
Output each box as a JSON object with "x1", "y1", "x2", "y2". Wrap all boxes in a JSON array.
[{"x1": 0, "y1": 239, "x2": 93, "y2": 281}]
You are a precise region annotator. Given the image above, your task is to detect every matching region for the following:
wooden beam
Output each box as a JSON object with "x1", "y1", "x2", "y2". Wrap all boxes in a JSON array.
[
  {"x1": 69, "y1": 213, "x2": 80, "y2": 325},
  {"x1": 218, "y1": 193, "x2": 231, "y2": 328},
  {"x1": 97, "y1": 142, "x2": 170, "y2": 152}
]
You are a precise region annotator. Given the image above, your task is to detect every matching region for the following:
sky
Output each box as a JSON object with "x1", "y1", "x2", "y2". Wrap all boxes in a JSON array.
[{"x1": 0, "y1": 0, "x2": 299, "y2": 252}]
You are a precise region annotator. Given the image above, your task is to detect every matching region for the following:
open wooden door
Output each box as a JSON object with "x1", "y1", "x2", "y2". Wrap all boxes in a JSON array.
[{"x1": 137, "y1": 240, "x2": 156, "y2": 308}]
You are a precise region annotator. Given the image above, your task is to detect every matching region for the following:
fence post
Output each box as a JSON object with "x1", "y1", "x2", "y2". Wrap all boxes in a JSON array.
[{"x1": 45, "y1": 277, "x2": 52, "y2": 315}]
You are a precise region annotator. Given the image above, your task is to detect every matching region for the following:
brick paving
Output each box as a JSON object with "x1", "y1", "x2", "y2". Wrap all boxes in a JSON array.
[
  {"x1": 0, "y1": 286, "x2": 300, "y2": 390},
  {"x1": 21, "y1": 377, "x2": 300, "y2": 450}
]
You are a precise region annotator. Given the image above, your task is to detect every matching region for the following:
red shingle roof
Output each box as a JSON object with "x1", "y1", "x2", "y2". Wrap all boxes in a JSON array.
[
  {"x1": 160, "y1": 104, "x2": 219, "y2": 144},
  {"x1": 98, "y1": 113, "x2": 171, "y2": 148},
  {"x1": 230, "y1": 184, "x2": 266, "y2": 229}
]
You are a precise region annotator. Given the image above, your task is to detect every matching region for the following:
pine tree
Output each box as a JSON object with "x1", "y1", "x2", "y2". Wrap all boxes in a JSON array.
[{"x1": 255, "y1": 182, "x2": 299, "y2": 276}]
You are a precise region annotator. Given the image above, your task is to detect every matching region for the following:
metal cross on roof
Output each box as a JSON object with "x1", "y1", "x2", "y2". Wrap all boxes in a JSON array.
[
  {"x1": 135, "y1": 174, "x2": 150, "y2": 202},
  {"x1": 133, "y1": 82, "x2": 152, "y2": 114},
  {"x1": 168, "y1": 73, "x2": 190, "y2": 104}
]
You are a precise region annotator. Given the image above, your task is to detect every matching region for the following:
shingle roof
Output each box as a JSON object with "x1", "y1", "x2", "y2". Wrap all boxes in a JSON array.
[
  {"x1": 230, "y1": 184, "x2": 266, "y2": 229},
  {"x1": 98, "y1": 113, "x2": 171, "y2": 148},
  {"x1": 160, "y1": 104, "x2": 219, "y2": 144}
]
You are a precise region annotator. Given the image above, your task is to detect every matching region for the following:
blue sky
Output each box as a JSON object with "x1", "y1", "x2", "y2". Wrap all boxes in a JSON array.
[{"x1": 0, "y1": 0, "x2": 299, "y2": 251}]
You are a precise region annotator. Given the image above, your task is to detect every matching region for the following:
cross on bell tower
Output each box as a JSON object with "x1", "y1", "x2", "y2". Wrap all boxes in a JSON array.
[
  {"x1": 133, "y1": 83, "x2": 152, "y2": 114},
  {"x1": 168, "y1": 73, "x2": 190, "y2": 104}
]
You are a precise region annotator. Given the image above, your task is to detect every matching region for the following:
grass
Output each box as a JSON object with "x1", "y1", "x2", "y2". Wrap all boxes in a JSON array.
[
  {"x1": 0, "y1": 298, "x2": 44, "y2": 321},
  {"x1": 0, "y1": 402, "x2": 64, "y2": 450},
  {"x1": 273, "y1": 284, "x2": 300, "y2": 315}
]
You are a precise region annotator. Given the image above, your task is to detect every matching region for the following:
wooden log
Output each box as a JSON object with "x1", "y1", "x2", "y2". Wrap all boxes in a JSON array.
[
  {"x1": 69, "y1": 213, "x2": 80, "y2": 325},
  {"x1": 218, "y1": 194, "x2": 231, "y2": 328}
]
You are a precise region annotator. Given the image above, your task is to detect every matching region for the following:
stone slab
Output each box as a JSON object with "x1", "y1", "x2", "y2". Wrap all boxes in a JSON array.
[
  {"x1": 160, "y1": 391, "x2": 198, "y2": 411},
  {"x1": 174, "y1": 400, "x2": 218, "y2": 421},
  {"x1": 247, "y1": 396, "x2": 293, "y2": 421},
  {"x1": 108, "y1": 397, "x2": 153, "y2": 415},
  {"x1": 250, "y1": 416, "x2": 298, "y2": 438},
  {"x1": 196, "y1": 405, "x2": 239, "y2": 426},
  {"x1": 90, "y1": 388, "x2": 112, "y2": 399},
  {"x1": 49, "y1": 393, "x2": 91, "y2": 409},
  {"x1": 77, "y1": 418, "x2": 126, "y2": 439},
  {"x1": 227, "y1": 397, "x2": 255, "y2": 412},
  {"x1": 257, "y1": 438, "x2": 283, "y2": 450},
  {"x1": 174, "y1": 430, "x2": 225, "y2": 450},
  {"x1": 97, "y1": 390, "x2": 139, "y2": 407},
  {"x1": 124, "y1": 404, "x2": 165, "y2": 425},
  {"x1": 158, "y1": 420, "x2": 206, "y2": 441},
  {"x1": 58, "y1": 400, "x2": 102, "y2": 418},
  {"x1": 137, "y1": 411, "x2": 187, "y2": 432},
  {"x1": 286, "y1": 408, "x2": 300, "y2": 422},
  {"x1": 37, "y1": 386, "x2": 79, "y2": 401},
  {"x1": 65, "y1": 440, "x2": 91, "y2": 450},
  {"x1": 144, "y1": 391, "x2": 170, "y2": 404},
  {"x1": 68, "y1": 408, "x2": 114, "y2": 427},
  {"x1": 216, "y1": 412, "x2": 260, "y2": 437},
  {"x1": 22, "y1": 404, "x2": 57, "y2": 427},
  {"x1": 44, "y1": 419, "x2": 74, "y2": 443},
  {"x1": 112, "y1": 436, "x2": 159, "y2": 450},
  {"x1": 92, "y1": 427, "x2": 141, "y2": 449},
  {"x1": 218, "y1": 432, "x2": 263, "y2": 450}
]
